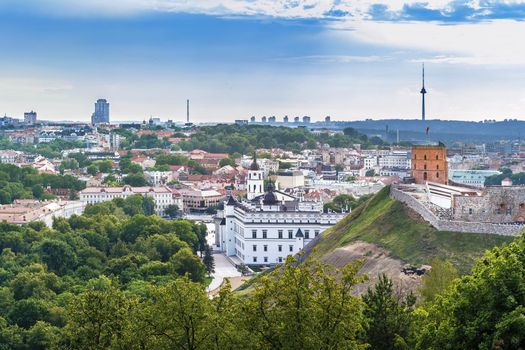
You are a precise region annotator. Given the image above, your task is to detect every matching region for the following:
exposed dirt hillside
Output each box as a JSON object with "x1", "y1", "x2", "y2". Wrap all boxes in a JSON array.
[{"x1": 320, "y1": 241, "x2": 422, "y2": 295}]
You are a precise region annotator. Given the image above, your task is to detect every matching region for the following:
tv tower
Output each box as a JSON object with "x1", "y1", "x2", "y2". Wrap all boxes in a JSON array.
[
  {"x1": 186, "y1": 99, "x2": 190, "y2": 123},
  {"x1": 420, "y1": 63, "x2": 427, "y2": 121}
]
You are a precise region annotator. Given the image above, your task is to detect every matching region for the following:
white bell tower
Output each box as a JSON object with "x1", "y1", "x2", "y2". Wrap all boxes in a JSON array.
[{"x1": 247, "y1": 153, "x2": 264, "y2": 200}]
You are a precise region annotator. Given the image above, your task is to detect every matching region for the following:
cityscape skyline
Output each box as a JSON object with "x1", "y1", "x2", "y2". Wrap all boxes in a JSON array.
[{"x1": 2, "y1": 1, "x2": 525, "y2": 122}]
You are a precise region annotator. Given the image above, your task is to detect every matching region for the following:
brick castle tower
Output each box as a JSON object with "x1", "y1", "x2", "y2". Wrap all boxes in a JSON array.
[{"x1": 411, "y1": 143, "x2": 448, "y2": 184}]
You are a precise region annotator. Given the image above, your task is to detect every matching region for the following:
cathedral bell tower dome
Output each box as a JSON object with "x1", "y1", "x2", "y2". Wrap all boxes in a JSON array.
[{"x1": 247, "y1": 152, "x2": 264, "y2": 200}]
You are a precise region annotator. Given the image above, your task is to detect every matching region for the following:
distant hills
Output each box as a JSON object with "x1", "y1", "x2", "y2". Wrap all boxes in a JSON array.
[{"x1": 317, "y1": 119, "x2": 525, "y2": 143}]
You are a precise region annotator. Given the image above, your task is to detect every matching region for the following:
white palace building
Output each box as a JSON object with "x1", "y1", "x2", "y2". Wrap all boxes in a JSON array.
[
  {"x1": 215, "y1": 156, "x2": 346, "y2": 265},
  {"x1": 79, "y1": 185, "x2": 176, "y2": 216}
]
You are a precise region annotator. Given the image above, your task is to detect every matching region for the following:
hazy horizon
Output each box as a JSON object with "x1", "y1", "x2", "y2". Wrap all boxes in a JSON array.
[{"x1": 2, "y1": 1, "x2": 525, "y2": 123}]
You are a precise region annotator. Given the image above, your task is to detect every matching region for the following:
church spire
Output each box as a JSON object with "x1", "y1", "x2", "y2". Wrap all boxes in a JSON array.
[{"x1": 250, "y1": 152, "x2": 260, "y2": 170}]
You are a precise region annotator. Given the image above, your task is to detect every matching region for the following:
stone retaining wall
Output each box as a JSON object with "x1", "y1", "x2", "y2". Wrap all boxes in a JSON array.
[{"x1": 390, "y1": 186, "x2": 523, "y2": 236}]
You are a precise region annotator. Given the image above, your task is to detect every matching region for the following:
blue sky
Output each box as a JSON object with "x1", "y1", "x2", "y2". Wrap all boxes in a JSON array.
[{"x1": 1, "y1": 0, "x2": 525, "y2": 122}]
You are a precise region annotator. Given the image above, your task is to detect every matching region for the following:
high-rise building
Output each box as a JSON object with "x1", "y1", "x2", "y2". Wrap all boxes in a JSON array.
[
  {"x1": 107, "y1": 133, "x2": 120, "y2": 152},
  {"x1": 303, "y1": 116, "x2": 311, "y2": 123},
  {"x1": 325, "y1": 116, "x2": 331, "y2": 123},
  {"x1": 283, "y1": 115, "x2": 289, "y2": 123},
  {"x1": 91, "y1": 99, "x2": 110, "y2": 124},
  {"x1": 24, "y1": 111, "x2": 37, "y2": 125}
]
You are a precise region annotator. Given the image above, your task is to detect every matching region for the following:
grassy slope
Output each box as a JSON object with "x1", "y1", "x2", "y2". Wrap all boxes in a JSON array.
[{"x1": 311, "y1": 186, "x2": 515, "y2": 274}]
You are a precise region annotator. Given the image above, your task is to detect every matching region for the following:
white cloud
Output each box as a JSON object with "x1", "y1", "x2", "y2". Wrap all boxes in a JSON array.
[
  {"x1": 9, "y1": 0, "x2": 524, "y2": 66},
  {"x1": 330, "y1": 19, "x2": 525, "y2": 65},
  {"x1": 0, "y1": 0, "x2": 465, "y2": 19}
]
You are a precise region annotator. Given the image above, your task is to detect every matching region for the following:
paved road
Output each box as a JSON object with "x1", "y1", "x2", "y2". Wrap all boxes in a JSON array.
[{"x1": 207, "y1": 253, "x2": 241, "y2": 292}]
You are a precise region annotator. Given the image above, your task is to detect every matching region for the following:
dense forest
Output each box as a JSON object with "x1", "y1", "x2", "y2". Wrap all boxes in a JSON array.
[
  {"x1": 177, "y1": 124, "x2": 383, "y2": 154},
  {"x1": 0, "y1": 195, "x2": 210, "y2": 349},
  {"x1": 0, "y1": 139, "x2": 84, "y2": 160},
  {"x1": 112, "y1": 124, "x2": 380, "y2": 153},
  {"x1": 0, "y1": 189, "x2": 524, "y2": 348},
  {"x1": 0, "y1": 164, "x2": 86, "y2": 204}
]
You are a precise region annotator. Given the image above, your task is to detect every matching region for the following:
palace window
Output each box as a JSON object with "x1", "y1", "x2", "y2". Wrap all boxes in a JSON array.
[
  {"x1": 278, "y1": 230, "x2": 283, "y2": 239},
  {"x1": 288, "y1": 230, "x2": 293, "y2": 239},
  {"x1": 262, "y1": 230, "x2": 267, "y2": 239},
  {"x1": 278, "y1": 245, "x2": 282, "y2": 252},
  {"x1": 253, "y1": 245, "x2": 257, "y2": 252},
  {"x1": 252, "y1": 230, "x2": 257, "y2": 239}
]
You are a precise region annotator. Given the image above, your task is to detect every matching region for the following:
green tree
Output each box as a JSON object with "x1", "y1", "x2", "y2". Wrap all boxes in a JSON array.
[
  {"x1": 419, "y1": 258, "x2": 458, "y2": 303},
  {"x1": 87, "y1": 164, "x2": 98, "y2": 176},
  {"x1": 170, "y1": 248, "x2": 206, "y2": 283},
  {"x1": 134, "y1": 276, "x2": 215, "y2": 350},
  {"x1": 36, "y1": 239, "x2": 78, "y2": 275},
  {"x1": 278, "y1": 161, "x2": 292, "y2": 170},
  {"x1": 141, "y1": 196, "x2": 155, "y2": 216},
  {"x1": 8, "y1": 299, "x2": 50, "y2": 329},
  {"x1": 0, "y1": 189, "x2": 11, "y2": 204},
  {"x1": 68, "y1": 153, "x2": 91, "y2": 168},
  {"x1": 123, "y1": 173, "x2": 147, "y2": 186},
  {"x1": 61, "y1": 284, "x2": 135, "y2": 350},
  {"x1": 343, "y1": 127, "x2": 360, "y2": 137},
  {"x1": 242, "y1": 256, "x2": 367, "y2": 350},
  {"x1": 365, "y1": 169, "x2": 376, "y2": 177},
  {"x1": 219, "y1": 157, "x2": 236, "y2": 167},
  {"x1": 164, "y1": 204, "x2": 180, "y2": 218},
  {"x1": 416, "y1": 234, "x2": 525, "y2": 349},
  {"x1": 31, "y1": 185, "x2": 44, "y2": 199},
  {"x1": 25, "y1": 321, "x2": 61, "y2": 350},
  {"x1": 362, "y1": 274, "x2": 416, "y2": 350},
  {"x1": 96, "y1": 160, "x2": 113, "y2": 173},
  {"x1": 203, "y1": 245, "x2": 215, "y2": 276}
]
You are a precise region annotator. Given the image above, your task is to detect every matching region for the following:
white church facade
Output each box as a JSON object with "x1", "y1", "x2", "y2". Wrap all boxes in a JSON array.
[{"x1": 215, "y1": 156, "x2": 346, "y2": 265}]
